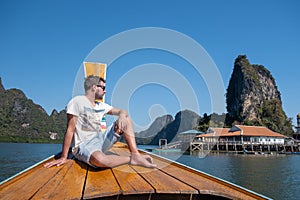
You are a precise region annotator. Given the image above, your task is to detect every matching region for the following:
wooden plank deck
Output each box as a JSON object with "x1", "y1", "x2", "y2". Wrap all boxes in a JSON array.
[{"x1": 0, "y1": 142, "x2": 270, "y2": 200}]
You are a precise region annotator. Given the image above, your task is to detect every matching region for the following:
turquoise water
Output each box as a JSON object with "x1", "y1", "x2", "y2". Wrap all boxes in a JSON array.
[{"x1": 1, "y1": 143, "x2": 300, "y2": 200}]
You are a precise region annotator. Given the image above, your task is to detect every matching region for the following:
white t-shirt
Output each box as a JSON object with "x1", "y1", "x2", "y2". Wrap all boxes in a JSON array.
[{"x1": 66, "y1": 96, "x2": 112, "y2": 147}]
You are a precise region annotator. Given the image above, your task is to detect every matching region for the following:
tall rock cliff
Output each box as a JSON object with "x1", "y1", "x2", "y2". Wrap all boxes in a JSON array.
[
  {"x1": 135, "y1": 114, "x2": 174, "y2": 144},
  {"x1": 150, "y1": 110, "x2": 200, "y2": 145},
  {"x1": 226, "y1": 55, "x2": 293, "y2": 135},
  {"x1": 0, "y1": 78, "x2": 66, "y2": 142},
  {"x1": 134, "y1": 110, "x2": 200, "y2": 145}
]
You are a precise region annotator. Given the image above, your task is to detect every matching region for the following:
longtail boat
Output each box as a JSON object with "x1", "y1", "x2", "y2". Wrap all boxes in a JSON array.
[{"x1": 0, "y1": 142, "x2": 271, "y2": 200}]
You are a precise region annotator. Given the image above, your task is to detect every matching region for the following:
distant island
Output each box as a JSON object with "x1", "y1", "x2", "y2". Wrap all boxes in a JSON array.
[{"x1": 0, "y1": 55, "x2": 294, "y2": 144}]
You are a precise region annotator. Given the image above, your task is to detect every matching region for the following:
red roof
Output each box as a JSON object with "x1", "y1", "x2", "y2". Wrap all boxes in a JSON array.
[
  {"x1": 199, "y1": 125, "x2": 286, "y2": 138},
  {"x1": 231, "y1": 125, "x2": 286, "y2": 138}
]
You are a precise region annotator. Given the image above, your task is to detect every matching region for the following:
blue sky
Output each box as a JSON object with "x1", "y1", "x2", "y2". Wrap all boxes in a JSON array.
[{"x1": 0, "y1": 0, "x2": 299, "y2": 131}]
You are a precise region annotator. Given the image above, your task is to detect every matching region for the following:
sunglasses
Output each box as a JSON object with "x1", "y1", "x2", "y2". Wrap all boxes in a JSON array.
[{"x1": 97, "y1": 85, "x2": 106, "y2": 91}]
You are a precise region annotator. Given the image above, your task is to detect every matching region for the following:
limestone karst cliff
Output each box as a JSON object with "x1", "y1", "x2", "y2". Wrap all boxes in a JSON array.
[{"x1": 226, "y1": 55, "x2": 293, "y2": 135}]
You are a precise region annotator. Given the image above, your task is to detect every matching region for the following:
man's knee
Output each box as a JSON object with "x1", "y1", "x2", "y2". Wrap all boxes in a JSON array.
[{"x1": 90, "y1": 151, "x2": 108, "y2": 167}]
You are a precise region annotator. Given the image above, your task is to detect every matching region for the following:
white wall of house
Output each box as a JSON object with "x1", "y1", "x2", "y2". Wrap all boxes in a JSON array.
[
  {"x1": 251, "y1": 137, "x2": 284, "y2": 145},
  {"x1": 203, "y1": 137, "x2": 218, "y2": 143},
  {"x1": 198, "y1": 136, "x2": 285, "y2": 145}
]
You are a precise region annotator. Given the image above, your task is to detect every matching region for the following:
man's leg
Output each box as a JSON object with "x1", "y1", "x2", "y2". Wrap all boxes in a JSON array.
[
  {"x1": 117, "y1": 116, "x2": 157, "y2": 168},
  {"x1": 89, "y1": 118, "x2": 156, "y2": 168},
  {"x1": 89, "y1": 151, "x2": 130, "y2": 168}
]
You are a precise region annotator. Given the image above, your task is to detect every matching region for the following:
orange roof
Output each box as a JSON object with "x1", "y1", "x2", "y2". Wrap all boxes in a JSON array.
[
  {"x1": 198, "y1": 126, "x2": 286, "y2": 138},
  {"x1": 231, "y1": 125, "x2": 286, "y2": 138}
]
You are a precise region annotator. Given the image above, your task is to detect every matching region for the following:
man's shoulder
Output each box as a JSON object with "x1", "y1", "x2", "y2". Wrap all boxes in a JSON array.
[
  {"x1": 67, "y1": 95, "x2": 87, "y2": 107},
  {"x1": 71, "y1": 95, "x2": 86, "y2": 102},
  {"x1": 67, "y1": 96, "x2": 86, "y2": 114}
]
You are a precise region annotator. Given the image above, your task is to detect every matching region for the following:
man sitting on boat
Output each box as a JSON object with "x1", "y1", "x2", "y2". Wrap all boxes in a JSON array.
[{"x1": 44, "y1": 75, "x2": 156, "y2": 168}]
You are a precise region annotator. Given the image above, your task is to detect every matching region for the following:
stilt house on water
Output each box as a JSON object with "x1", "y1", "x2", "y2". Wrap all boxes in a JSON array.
[{"x1": 191, "y1": 125, "x2": 299, "y2": 153}]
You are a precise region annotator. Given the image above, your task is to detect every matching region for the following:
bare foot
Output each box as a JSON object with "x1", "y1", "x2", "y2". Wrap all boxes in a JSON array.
[{"x1": 130, "y1": 153, "x2": 157, "y2": 168}]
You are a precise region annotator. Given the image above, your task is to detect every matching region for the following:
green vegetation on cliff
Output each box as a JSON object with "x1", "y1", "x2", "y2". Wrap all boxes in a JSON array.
[{"x1": 0, "y1": 78, "x2": 66, "y2": 143}]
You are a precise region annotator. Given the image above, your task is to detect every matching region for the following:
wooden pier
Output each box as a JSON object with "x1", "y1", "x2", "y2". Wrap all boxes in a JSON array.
[
  {"x1": 0, "y1": 142, "x2": 270, "y2": 200},
  {"x1": 190, "y1": 141, "x2": 300, "y2": 154}
]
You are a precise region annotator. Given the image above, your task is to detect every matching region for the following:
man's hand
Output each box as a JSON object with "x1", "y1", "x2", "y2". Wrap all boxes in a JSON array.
[
  {"x1": 117, "y1": 114, "x2": 128, "y2": 132},
  {"x1": 44, "y1": 114, "x2": 76, "y2": 169},
  {"x1": 44, "y1": 157, "x2": 67, "y2": 168},
  {"x1": 114, "y1": 110, "x2": 129, "y2": 134},
  {"x1": 108, "y1": 108, "x2": 131, "y2": 134}
]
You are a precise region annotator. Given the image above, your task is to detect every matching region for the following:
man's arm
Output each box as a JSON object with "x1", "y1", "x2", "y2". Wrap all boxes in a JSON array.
[
  {"x1": 107, "y1": 107, "x2": 157, "y2": 168},
  {"x1": 44, "y1": 114, "x2": 77, "y2": 168},
  {"x1": 107, "y1": 108, "x2": 129, "y2": 133}
]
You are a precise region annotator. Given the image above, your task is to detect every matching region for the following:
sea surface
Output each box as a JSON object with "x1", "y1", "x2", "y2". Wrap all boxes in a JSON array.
[
  {"x1": 1, "y1": 143, "x2": 300, "y2": 200},
  {"x1": 0, "y1": 143, "x2": 62, "y2": 183}
]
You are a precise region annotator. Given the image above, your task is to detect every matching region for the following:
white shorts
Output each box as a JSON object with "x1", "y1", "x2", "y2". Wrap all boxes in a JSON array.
[{"x1": 72, "y1": 123, "x2": 120, "y2": 167}]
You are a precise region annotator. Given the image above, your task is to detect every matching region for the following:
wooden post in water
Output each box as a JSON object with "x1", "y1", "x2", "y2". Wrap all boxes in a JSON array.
[
  {"x1": 259, "y1": 145, "x2": 261, "y2": 153},
  {"x1": 234, "y1": 142, "x2": 237, "y2": 153}
]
